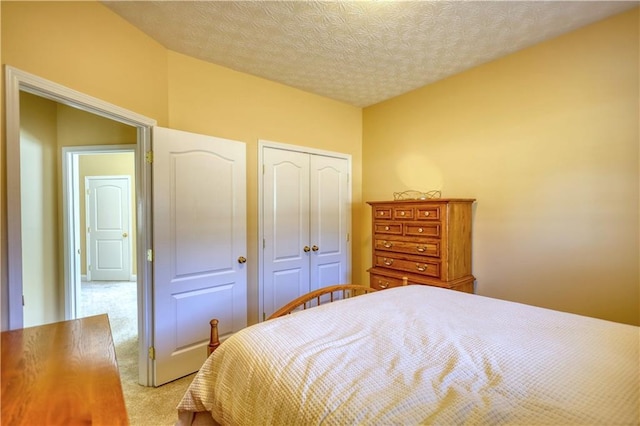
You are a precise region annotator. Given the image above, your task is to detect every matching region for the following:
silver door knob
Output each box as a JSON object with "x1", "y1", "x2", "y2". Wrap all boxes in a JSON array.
[{"x1": 122, "y1": 232, "x2": 128, "y2": 238}]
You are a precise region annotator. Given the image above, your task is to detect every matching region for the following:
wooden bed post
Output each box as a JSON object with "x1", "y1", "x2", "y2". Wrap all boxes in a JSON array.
[{"x1": 208, "y1": 319, "x2": 220, "y2": 356}]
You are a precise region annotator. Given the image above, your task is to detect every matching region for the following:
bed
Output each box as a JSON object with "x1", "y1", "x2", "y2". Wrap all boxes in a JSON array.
[{"x1": 177, "y1": 284, "x2": 639, "y2": 425}]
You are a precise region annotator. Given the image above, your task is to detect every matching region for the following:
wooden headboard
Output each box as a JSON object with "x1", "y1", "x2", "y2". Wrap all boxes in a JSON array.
[{"x1": 208, "y1": 284, "x2": 380, "y2": 356}]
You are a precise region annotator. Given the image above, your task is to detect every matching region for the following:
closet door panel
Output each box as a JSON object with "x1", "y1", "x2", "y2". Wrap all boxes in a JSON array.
[
  {"x1": 309, "y1": 155, "x2": 349, "y2": 290},
  {"x1": 263, "y1": 148, "x2": 310, "y2": 318}
]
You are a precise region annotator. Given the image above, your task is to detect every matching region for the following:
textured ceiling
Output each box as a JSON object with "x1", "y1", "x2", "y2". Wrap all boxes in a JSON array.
[{"x1": 102, "y1": 1, "x2": 637, "y2": 107}]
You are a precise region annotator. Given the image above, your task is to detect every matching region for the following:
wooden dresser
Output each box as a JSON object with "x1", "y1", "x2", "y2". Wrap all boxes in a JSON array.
[
  {"x1": 1, "y1": 314, "x2": 128, "y2": 425},
  {"x1": 367, "y1": 198, "x2": 475, "y2": 293}
]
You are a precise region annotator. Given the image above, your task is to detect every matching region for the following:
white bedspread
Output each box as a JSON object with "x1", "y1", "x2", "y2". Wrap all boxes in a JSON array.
[{"x1": 177, "y1": 285, "x2": 639, "y2": 425}]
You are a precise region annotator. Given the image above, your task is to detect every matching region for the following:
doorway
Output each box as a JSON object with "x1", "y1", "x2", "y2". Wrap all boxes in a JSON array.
[
  {"x1": 62, "y1": 148, "x2": 136, "y2": 320},
  {"x1": 63, "y1": 148, "x2": 140, "y2": 388},
  {"x1": 5, "y1": 65, "x2": 156, "y2": 386},
  {"x1": 6, "y1": 65, "x2": 251, "y2": 386}
]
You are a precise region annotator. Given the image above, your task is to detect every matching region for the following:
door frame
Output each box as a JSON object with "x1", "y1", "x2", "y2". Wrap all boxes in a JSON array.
[
  {"x1": 257, "y1": 139, "x2": 352, "y2": 323},
  {"x1": 62, "y1": 146, "x2": 136, "y2": 319},
  {"x1": 5, "y1": 65, "x2": 156, "y2": 386}
]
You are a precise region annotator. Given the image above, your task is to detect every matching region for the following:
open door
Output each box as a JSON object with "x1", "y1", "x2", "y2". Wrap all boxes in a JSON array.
[{"x1": 152, "y1": 127, "x2": 247, "y2": 386}]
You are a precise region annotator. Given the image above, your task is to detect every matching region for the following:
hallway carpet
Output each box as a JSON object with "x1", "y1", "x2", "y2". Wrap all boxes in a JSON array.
[{"x1": 81, "y1": 281, "x2": 195, "y2": 425}]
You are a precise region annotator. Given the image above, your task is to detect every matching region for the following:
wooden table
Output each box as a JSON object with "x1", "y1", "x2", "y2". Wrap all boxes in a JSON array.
[{"x1": 1, "y1": 314, "x2": 128, "y2": 425}]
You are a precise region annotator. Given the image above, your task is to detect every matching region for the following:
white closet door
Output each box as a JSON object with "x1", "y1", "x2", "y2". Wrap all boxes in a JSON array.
[
  {"x1": 263, "y1": 148, "x2": 310, "y2": 318},
  {"x1": 262, "y1": 145, "x2": 350, "y2": 319},
  {"x1": 309, "y1": 155, "x2": 349, "y2": 290}
]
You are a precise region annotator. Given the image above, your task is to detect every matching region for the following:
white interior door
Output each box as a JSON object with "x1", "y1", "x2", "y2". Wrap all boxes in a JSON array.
[
  {"x1": 152, "y1": 127, "x2": 247, "y2": 386},
  {"x1": 263, "y1": 148, "x2": 310, "y2": 319},
  {"x1": 86, "y1": 176, "x2": 131, "y2": 282},
  {"x1": 309, "y1": 155, "x2": 349, "y2": 289}
]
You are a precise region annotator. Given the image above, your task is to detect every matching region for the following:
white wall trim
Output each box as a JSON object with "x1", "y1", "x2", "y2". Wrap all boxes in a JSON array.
[
  {"x1": 258, "y1": 139, "x2": 353, "y2": 160},
  {"x1": 5, "y1": 67, "x2": 25, "y2": 331}
]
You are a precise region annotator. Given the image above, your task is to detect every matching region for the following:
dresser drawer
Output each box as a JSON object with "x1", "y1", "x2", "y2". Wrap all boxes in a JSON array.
[
  {"x1": 404, "y1": 223, "x2": 440, "y2": 238},
  {"x1": 374, "y1": 238, "x2": 440, "y2": 258},
  {"x1": 374, "y1": 221, "x2": 402, "y2": 235},
  {"x1": 415, "y1": 205, "x2": 441, "y2": 220},
  {"x1": 393, "y1": 207, "x2": 414, "y2": 219},
  {"x1": 374, "y1": 254, "x2": 441, "y2": 278},
  {"x1": 369, "y1": 273, "x2": 406, "y2": 290},
  {"x1": 373, "y1": 206, "x2": 393, "y2": 219}
]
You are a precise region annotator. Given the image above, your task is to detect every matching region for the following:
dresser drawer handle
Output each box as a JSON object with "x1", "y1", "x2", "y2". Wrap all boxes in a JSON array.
[
  {"x1": 418, "y1": 228, "x2": 424, "y2": 233},
  {"x1": 416, "y1": 263, "x2": 427, "y2": 272},
  {"x1": 377, "y1": 280, "x2": 389, "y2": 289},
  {"x1": 424, "y1": 211, "x2": 430, "y2": 217},
  {"x1": 385, "y1": 226, "x2": 390, "y2": 231},
  {"x1": 400, "y1": 211, "x2": 405, "y2": 216},
  {"x1": 383, "y1": 241, "x2": 393, "y2": 248},
  {"x1": 383, "y1": 258, "x2": 394, "y2": 266},
  {"x1": 379, "y1": 211, "x2": 385, "y2": 216},
  {"x1": 416, "y1": 245, "x2": 426, "y2": 252}
]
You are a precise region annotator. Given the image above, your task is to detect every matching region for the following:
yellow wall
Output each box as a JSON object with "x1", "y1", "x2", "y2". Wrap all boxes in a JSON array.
[
  {"x1": 57, "y1": 104, "x2": 137, "y2": 147},
  {"x1": 362, "y1": 8, "x2": 639, "y2": 325},
  {"x1": 20, "y1": 92, "x2": 59, "y2": 327},
  {"x1": 0, "y1": 1, "x2": 169, "y2": 124},
  {"x1": 1, "y1": 1, "x2": 362, "y2": 327}
]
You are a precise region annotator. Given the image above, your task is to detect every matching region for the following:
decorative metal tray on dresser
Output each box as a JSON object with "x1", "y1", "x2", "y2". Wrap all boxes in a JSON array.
[{"x1": 367, "y1": 198, "x2": 476, "y2": 293}]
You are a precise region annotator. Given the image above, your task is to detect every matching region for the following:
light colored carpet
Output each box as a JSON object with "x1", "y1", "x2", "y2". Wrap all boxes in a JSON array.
[{"x1": 81, "y1": 281, "x2": 195, "y2": 426}]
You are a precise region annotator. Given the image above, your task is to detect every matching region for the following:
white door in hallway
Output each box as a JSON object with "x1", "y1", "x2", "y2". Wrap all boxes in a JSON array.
[
  {"x1": 86, "y1": 176, "x2": 132, "y2": 282},
  {"x1": 152, "y1": 127, "x2": 247, "y2": 386},
  {"x1": 262, "y1": 146, "x2": 350, "y2": 319}
]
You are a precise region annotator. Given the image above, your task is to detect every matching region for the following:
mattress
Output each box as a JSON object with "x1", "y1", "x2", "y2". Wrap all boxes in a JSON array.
[{"x1": 177, "y1": 285, "x2": 639, "y2": 425}]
